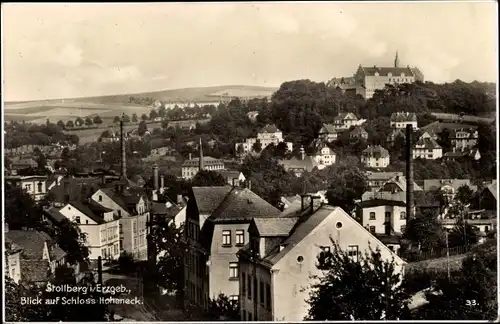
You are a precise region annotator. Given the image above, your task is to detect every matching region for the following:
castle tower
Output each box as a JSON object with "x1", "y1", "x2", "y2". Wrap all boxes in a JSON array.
[{"x1": 394, "y1": 51, "x2": 400, "y2": 68}]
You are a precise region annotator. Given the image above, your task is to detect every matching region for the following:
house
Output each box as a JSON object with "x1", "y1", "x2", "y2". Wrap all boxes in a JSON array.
[
  {"x1": 151, "y1": 202, "x2": 186, "y2": 228},
  {"x1": 235, "y1": 124, "x2": 293, "y2": 155},
  {"x1": 361, "y1": 145, "x2": 390, "y2": 168},
  {"x1": 317, "y1": 123, "x2": 339, "y2": 142},
  {"x1": 423, "y1": 179, "x2": 478, "y2": 201},
  {"x1": 450, "y1": 128, "x2": 479, "y2": 150},
  {"x1": 361, "y1": 191, "x2": 441, "y2": 217},
  {"x1": 365, "y1": 171, "x2": 403, "y2": 191},
  {"x1": 6, "y1": 230, "x2": 67, "y2": 285},
  {"x1": 420, "y1": 130, "x2": 438, "y2": 141},
  {"x1": 278, "y1": 147, "x2": 319, "y2": 177},
  {"x1": 91, "y1": 188, "x2": 150, "y2": 260},
  {"x1": 332, "y1": 112, "x2": 363, "y2": 130},
  {"x1": 10, "y1": 158, "x2": 38, "y2": 170},
  {"x1": 386, "y1": 129, "x2": 406, "y2": 145},
  {"x1": 413, "y1": 137, "x2": 442, "y2": 160},
  {"x1": 5, "y1": 236, "x2": 23, "y2": 284},
  {"x1": 166, "y1": 119, "x2": 211, "y2": 131},
  {"x1": 443, "y1": 148, "x2": 481, "y2": 161},
  {"x1": 48, "y1": 198, "x2": 121, "y2": 261},
  {"x1": 355, "y1": 199, "x2": 408, "y2": 254},
  {"x1": 309, "y1": 141, "x2": 336, "y2": 170},
  {"x1": 441, "y1": 218, "x2": 497, "y2": 235},
  {"x1": 237, "y1": 201, "x2": 406, "y2": 321},
  {"x1": 377, "y1": 174, "x2": 423, "y2": 193},
  {"x1": 349, "y1": 126, "x2": 369, "y2": 140},
  {"x1": 183, "y1": 186, "x2": 282, "y2": 309},
  {"x1": 478, "y1": 180, "x2": 497, "y2": 211},
  {"x1": 182, "y1": 157, "x2": 225, "y2": 180},
  {"x1": 5, "y1": 175, "x2": 50, "y2": 201},
  {"x1": 390, "y1": 112, "x2": 418, "y2": 130},
  {"x1": 219, "y1": 170, "x2": 246, "y2": 187}
]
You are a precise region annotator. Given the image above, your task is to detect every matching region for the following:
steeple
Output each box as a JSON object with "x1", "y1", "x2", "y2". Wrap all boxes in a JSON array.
[
  {"x1": 394, "y1": 51, "x2": 400, "y2": 68},
  {"x1": 199, "y1": 137, "x2": 204, "y2": 170}
]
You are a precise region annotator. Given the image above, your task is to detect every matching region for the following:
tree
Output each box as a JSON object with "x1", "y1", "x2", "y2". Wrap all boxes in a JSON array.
[
  {"x1": 56, "y1": 120, "x2": 66, "y2": 130},
  {"x1": 132, "y1": 113, "x2": 138, "y2": 123},
  {"x1": 191, "y1": 170, "x2": 227, "y2": 187},
  {"x1": 207, "y1": 293, "x2": 240, "y2": 320},
  {"x1": 141, "y1": 113, "x2": 148, "y2": 121},
  {"x1": 93, "y1": 115, "x2": 103, "y2": 125},
  {"x1": 84, "y1": 117, "x2": 93, "y2": 127},
  {"x1": 416, "y1": 251, "x2": 497, "y2": 320},
  {"x1": 252, "y1": 139, "x2": 262, "y2": 153},
  {"x1": 325, "y1": 164, "x2": 368, "y2": 214},
  {"x1": 158, "y1": 105, "x2": 167, "y2": 118},
  {"x1": 75, "y1": 117, "x2": 84, "y2": 127},
  {"x1": 113, "y1": 116, "x2": 120, "y2": 124},
  {"x1": 150, "y1": 109, "x2": 159, "y2": 120},
  {"x1": 66, "y1": 120, "x2": 74, "y2": 128},
  {"x1": 138, "y1": 121, "x2": 148, "y2": 136},
  {"x1": 455, "y1": 184, "x2": 474, "y2": 205},
  {"x1": 52, "y1": 219, "x2": 90, "y2": 265},
  {"x1": 403, "y1": 209, "x2": 445, "y2": 252},
  {"x1": 118, "y1": 252, "x2": 135, "y2": 273},
  {"x1": 61, "y1": 147, "x2": 70, "y2": 162},
  {"x1": 305, "y1": 241, "x2": 411, "y2": 320}
]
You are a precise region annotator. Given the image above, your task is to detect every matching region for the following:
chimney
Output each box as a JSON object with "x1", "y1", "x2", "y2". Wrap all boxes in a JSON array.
[
  {"x1": 406, "y1": 124, "x2": 414, "y2": 220},
  {"x1": 153, "y1": 165, "x2": 159, "y2": 191},
  {"x1": 232, "y1": 178, "x2": 237, "y2": 187},
  {"x1": 300, "y1": 146, "x2": 305, "y2": 161},
  {"x1": 120, "y1": 116, "x2": 127, "y2": 178},
  {"x1": 160, "y1": 174, "x2": 165, "y2": 190},
  {"x1": 247, "y1": 180, "x2": 252, "y2": 191},
  {"x1": 199, "y1": 137, "x2": 204, "y2": 170},
  {"x1": 177, "y1": 194, "x2": 183, "y2": 205},
  {"x1": 300, "y1": 194, "x2": 309, "y2": 212},
  {"x1": 188, "y1": 153, "x2": 192, "y2": 160},
  {"x1": 309, "y1": 195, "x2": 321, "y2": 214}
]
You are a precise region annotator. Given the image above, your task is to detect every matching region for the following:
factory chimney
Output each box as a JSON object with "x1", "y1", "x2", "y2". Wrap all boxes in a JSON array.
[
  {"x1": 120, "y1": 115, "x2": 127, "y2": 179},
  {"x1": 153, "y1": 164, "x2": 159, "y2": 191},
  {"x1": 199, "y1": 137, "x2": 204, "y2": 171},
  {"x1": 406, "y1": 124, "x2": 414, "y2": 220}
]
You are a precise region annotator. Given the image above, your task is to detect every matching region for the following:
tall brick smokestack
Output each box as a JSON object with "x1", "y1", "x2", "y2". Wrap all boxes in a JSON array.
[
  {"x1": 153, "y1": 164, "x2": 159, "y2": 191},
  {"x1": 406, "y1": 124, "x2": 414, "y2": 220},
  {"x1": 199, "y1": 137, "x2": 204, "y2": 171},
  {"x1": 120, "y1": 115, "x2": 127, "y2": 178}
]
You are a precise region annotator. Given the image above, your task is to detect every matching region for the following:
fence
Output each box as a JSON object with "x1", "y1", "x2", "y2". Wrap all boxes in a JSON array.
[{"x1": 402, "y1": 244, "x2": 471, "y2": 263}]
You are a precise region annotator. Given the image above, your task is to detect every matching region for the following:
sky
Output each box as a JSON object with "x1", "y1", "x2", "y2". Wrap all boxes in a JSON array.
[{"x1": 2, "y1": 2, "x2": 497, "y2": 101}]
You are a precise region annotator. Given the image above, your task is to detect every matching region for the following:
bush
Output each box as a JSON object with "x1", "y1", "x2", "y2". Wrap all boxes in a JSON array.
[{"x1": 118, "y1": 252, "x2": 135, "y2": 273}]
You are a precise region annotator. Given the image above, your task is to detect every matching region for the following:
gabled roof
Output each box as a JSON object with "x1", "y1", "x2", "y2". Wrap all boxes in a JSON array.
[
  {"x1": 362, "y1": 145, "x2": 389, "y2": 158},
  {"x1": 387, "y1": 129, "x2": 406, "y2": 141},
  {"x1": 253, "y1": 218, "x2": 299, "y2": 237},
  {"x1": 67, "y1": 200, "x2": 107, "y2": 224},
  {"x1": 6, "y1": 230, "x2": 66, "y2": 261},
  {"x1": 99, "y1": 188, "x2": 130, "y2": 212},
  {"x1": 192, "y1": 186, "x2": 233, "y2": 214},
  {"x1": 485, "y1": 180, "x2": 497, "y2": 201},
  {"x1": 5, "y1": 238, "x2": 23, "y2": 254},
  {"x1": 278, "y1": 156, "x2": 318, "y2": 172},
  {"x1": 366, "y1": 171, "x2": 403, "y2": 181},
  {"x1": 319, "y1": 123, "x2": 338, "y2": 134},
  {"x1": 49, "y1": 177, "x2": 102, "y2": 203},
  {"x1": 334, "y1": 112, "x2": 358, "y2": 122},
  {"x1": 44, "y1": 206, "x2": 68, "y2": 223},
  {"x1": 422, "y1": 179, "x2": 476, "y2": 192},
  {"x1": 219, "y1": 170, "x2": 243, "y2": 180},
  {"x1": 379, "y1": 175, "x2": 423, "y2": 192},
  {"x1": 357, "y1": 199, "x2": 406, "y2": 208},
  {"x1": 350, "y1": 126, "x2": 368, "y2": 137},
  {"x1": 421, "y1": 121, "x2": 478, "y2": 134},
  {"x1": 182, "y1": 156, "x2": 224, "y2": 167},
  {"x1": 390, "y1": 112, "x2": 417, "y2": 122},
  {"x1": 414, "y1": 137, "x2": 441, "y2": 150},
  {"x1": 259, "y1": 124, "x2": 280, "y2": 133},
  {"x1": 361, "y1": 66, "x2": 415, "y2": 77},
  {"x1": 208, "y1": 187, "x2": 281, "y2": 223}
]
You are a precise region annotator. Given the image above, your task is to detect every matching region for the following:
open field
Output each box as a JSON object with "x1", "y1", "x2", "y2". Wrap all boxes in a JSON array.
[
  {"x1": 65, "y1": 122, "x2": 163, "y2": 144},
  {"x1": 4, "y1": 85, "x2": 277, "y2": 125}
]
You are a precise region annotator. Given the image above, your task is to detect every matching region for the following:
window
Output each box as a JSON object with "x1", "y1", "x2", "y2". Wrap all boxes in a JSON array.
[
  {"x1": 25, "y1": 184, "x2": 32, "y2": 191},
  {"x1": 98, "y1": 195, "x2": 102, "y2": 202},
  {"x1": 266, "y1": 284, "x2": 271, "y2": 309},
  {"x1": 241, "y1": 271, "x2": 247, "y2": 295},
  {"x1": 229, "y1": 262, "x2": 238, "y2": 279},
  {"x1": 37, "y1": 182, "x2": 43, "y2": 193},
  {"x1": 119, "y1": 224, "x2": 123, "y2": 234},
  {"x1": 101, "y1": 249, "x2": 106, "y2": 257},
  {"x1": 259, "y1": 280, "x2": 265, "y2": 305},
  {"x1": 400, "y1": 211, "x2": 406, "y2": 219},
  {"x1": 369, "y1": 226, "x2": 376, "y2": 234},
  {"x1": 222, "y1": 230, "x2": 231, "y2": 246},
  {"x1": 120, "y1": 240, "x2": 123, "y2": 250},
  {"x1": 101, "y1": 230, "x2": 106, "y2": 242},
  {"x1": 133, "y1": 222, "x2": 137, "y2": 234},
  {"x1": 348, "y1": 245, "x2": 359, "y2": 262},
  {"x1": 75, "y1": 216, "x2": 81, "y2": 224},
  {"x1": 134, "y1": 238, "x2": 137, "y2": 247},
  {"x1": 369, "y1": 212, "x2": 376, "y2": 220},
  {"x1": 247, "y1": 275, "x2": 252, "y2": 299},
  {"x1": 235, "y1": 230, "x2": 245, "y2": 245},
  {"x1": 400, "y1": 225, "x2": 406, "y2": 233},
  {"x1": 118, "y1": 210, "x2": 122, "y2": 217}
]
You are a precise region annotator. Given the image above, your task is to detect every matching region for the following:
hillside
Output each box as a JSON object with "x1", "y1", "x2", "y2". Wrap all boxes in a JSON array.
[{"x1": 4, "y1": 85, "x2": 278, "y2": 107}]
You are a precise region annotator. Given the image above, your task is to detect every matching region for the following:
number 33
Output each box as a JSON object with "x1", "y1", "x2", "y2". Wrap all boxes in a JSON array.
[{"x1": 466, "y1": 299, "x2": 477, "y2": 306}]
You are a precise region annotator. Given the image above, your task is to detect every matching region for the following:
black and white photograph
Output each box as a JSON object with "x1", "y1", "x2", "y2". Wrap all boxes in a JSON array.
[{"x1": 2, "y1": 2, "x2": 498, "y2": 322}]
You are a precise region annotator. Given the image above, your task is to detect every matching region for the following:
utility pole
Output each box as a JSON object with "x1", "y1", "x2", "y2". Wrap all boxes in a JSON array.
[
  {"x1": 97, "y1": 256, "x2": 103, "y2": 285},
  {"x1": 446, "y1": 230, "x2": 450, "y2": 281}
]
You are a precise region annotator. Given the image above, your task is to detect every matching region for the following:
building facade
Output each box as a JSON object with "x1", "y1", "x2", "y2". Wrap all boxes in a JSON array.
[
  {"x1": 5, "y1": 175, "x2": 49, "y2": 201},
  {"x1": 235, "y1": 124, "x2": 293, "y2": 155},
  {"x1": 361, "y1": 145, "x2": 390, "y2": 168},
  {"x1": 413, "y1": 137, "x2": 443, "y2": 160},
  {"x1": 390, "y1": 112, "x2": 418, "y2": 130}
]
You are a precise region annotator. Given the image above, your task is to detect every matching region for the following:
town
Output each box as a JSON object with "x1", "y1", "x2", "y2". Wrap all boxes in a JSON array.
[{"x1": 3, "y1": 3, "x2": 498, "y2": 322}]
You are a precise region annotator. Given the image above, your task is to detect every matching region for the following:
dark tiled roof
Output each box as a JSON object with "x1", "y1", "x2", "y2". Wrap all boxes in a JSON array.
[
  {"x1": 333, "y1": 112, "x2": 358, "y2": 122},
  {"x1": 485, "y1": 180, "x2": 497, "y2": 201},
  {"x1": 380, "y1": 176, "x2": 423, "y2": 192},
  {"x1": 100, "y1": 188, "x2": 130, "y2": 212},
  {"x1": 362, "y1": 66, "x2": 415, "y2": 77},
  {"x1": 208, "y1": 187, "x2": 281, "y2": 223},
  {"x1": 49, "y1": 178, "x2": 102, "y2": 203},
  {"x1": 390, "y1": 112, "x2": 417, "y2": 122},
  {"x1": 350, "y1": 126, "x2": 368, "y2": 137},
  {"x1": 366, "y1": 171, "x2": 403, "y2": 181},
  {"x1": 6, "y1": 230, "x2": 66, "y2": 262},
  {"x1": 422, "y1": 179, "x2": 476, "y2": 192},
  {"x1": 362, "y1": 145, "x2": 389, "y2": 158},
  {"x1": 259, "y1": 124, "x2": 280, "y2": 133},
  {"x1": 319, "y1": 123, "x2": 338, "y2": 134},
  {"x1": 219, "y1": 170, "x2": 242, "y2": 180},
  {"x1": 192, "y1": 186, "x2": 232, "y2": 214},
  {"x1": 21, "y1": 260, "x2": 51, "y2": 283},
  {"x1": 68, "y1": 201, "x2": 106, "y2": 224},
  {"x1": 414, "y1": 137, "x2": 441, "y2": 150},
  {"x1": 358, "y1": 199, "x2": 406, "y2": 208},
  {"x1": 421, "y1": 121, "x2": 478, "y2": 134},
  {"x1": 5, "y1": 238, "x2": 23, "y2": 254},
  {"x1": 151, "y1": 202, "x2": 169, "y2": 215},
  {"x1": 182, "y1": 157, "x2": 224, "y2": 167},
  {"x1": 387, "y1": 129, "x2": 406, "y2": 141},
  {"x1": 253, "y1": 218, "x2": 299, "y2": 237},
  {"x1": 44, "y1": 206, "x2": 67, "y2": 223},
  {"x1": 375, "y1": 234, "x2": 403, "y2": 245}
]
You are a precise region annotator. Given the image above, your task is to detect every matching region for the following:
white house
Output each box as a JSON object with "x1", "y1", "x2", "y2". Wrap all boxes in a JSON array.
[
  {"x1": 310, "y1": 141, "x2": 336, "y2": 170},
  {"x1": 361, "y1": 145, "x2": 390, "y2": 168},
  {"x1": 235, "y1": 124, "x2": 293, "y2": 155},
  {"x1": 413, "y1": 137, "x2": 442, "y2": 160},
  {"x1": 390, "y1": 112, "x2": 418, "y2": 130}
]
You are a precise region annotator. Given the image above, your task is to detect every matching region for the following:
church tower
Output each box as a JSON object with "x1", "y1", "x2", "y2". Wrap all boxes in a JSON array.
[{"x1": 394, "y1": 51, "x2": 400, "y2": 68}]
